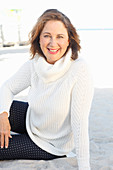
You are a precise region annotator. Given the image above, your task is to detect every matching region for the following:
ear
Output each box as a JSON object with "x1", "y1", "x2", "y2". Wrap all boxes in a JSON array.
[{"x1": 68, "y1": 39, "x2": 70, "y2": 46}]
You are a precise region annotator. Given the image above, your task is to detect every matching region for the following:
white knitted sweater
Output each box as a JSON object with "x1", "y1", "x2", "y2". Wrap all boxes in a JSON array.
[{"x1": 0, "y1": 49, "x2": 94, "y2": 170}]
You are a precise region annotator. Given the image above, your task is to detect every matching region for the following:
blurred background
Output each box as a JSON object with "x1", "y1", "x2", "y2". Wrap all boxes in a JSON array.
[{"x1": 0, "y1": 0, "x2": 113, "y2": 88}]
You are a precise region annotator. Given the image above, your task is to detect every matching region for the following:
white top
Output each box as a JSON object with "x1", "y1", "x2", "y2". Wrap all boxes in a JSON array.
[{"x1": 0, "y1": 49, "x2": 94, "y2": 170}]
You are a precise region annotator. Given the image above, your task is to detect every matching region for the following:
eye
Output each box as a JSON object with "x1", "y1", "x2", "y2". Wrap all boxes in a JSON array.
[
  {"x1": 57, "y1": 35, "x2": 64, "y2": 39},
  {"x1": 44, "y1": 35, "x2": 50, "y2": 38}
]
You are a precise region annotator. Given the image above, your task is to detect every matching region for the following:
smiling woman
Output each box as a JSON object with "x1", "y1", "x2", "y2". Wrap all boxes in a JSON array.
[
  {"x1": 39, "y1": 20, "x2": 69, "y2": 64},
  {"x1": 0, "y1": 9, "x2": 94, "y2": 170},
  {"x1": 29, "y1": 9, "x2": 81, "y2": 61}
]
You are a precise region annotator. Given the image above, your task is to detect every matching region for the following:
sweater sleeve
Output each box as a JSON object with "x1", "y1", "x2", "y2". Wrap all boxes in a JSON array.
[
  {"x1": 0, "y1": 60, "x2": 31, "y2": 116},
  {"x1": 71, "y1": 62, "x2": 94, "y2": 170}
]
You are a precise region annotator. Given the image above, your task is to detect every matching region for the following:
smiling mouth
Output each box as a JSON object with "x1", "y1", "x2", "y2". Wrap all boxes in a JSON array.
[{"x1": 47, "y1": 48, "x2": 60, "y2": 54}]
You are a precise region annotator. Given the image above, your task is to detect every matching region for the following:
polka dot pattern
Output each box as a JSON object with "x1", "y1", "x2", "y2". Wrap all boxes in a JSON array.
[
  {"x1": 9, "y1": 100, "x2": 28, "y2": 134},
  {"x1": 0, "y1": 134, "x2": 65, "y2": 160},
  {"x1": 0, "y1": 101, "x2": 66, "y2": 160}
]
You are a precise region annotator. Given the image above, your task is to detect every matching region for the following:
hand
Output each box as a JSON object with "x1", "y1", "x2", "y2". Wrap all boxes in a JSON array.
[{"x1": 0, "y1": 112, "x2": 12, "y2": 149}]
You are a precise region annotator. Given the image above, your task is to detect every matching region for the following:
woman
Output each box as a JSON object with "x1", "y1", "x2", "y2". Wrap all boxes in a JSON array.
[{"x1": 0, "y1": 9, "x2": 94, "y2": 170}]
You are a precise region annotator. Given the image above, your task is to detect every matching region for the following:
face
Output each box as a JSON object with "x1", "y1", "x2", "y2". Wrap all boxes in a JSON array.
[{"x1": 39, "y1": 20, "x2": 69, "y2": 64}]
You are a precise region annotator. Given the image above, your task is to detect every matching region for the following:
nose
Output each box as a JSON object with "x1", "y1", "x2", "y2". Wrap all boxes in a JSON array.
[{"x1": 49, "y1": 37, "x2": 57, "y2": 46}]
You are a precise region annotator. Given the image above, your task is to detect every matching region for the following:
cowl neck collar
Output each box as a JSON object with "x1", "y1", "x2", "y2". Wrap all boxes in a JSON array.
[{"x1": 34, "y1": 49, "x2": 72, "y2": 83}]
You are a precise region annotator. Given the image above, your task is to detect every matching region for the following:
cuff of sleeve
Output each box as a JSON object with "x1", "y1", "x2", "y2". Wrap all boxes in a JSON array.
[
  {"x1": 78, "y1": 158, "x2": 90, "y2": 170},
  {"x1": 79, "y1": 167, "x2": 90, "y2": 170}
]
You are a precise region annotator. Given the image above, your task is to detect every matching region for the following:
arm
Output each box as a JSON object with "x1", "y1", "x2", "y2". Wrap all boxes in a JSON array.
[
  {"x1": 71, "y1": 62, "x2": 94, "y2": 170},
  {"x1": 0, "y1": 60, "x2": 31, "y2": 148},
  {"x1": 0, "y1": 60, "x2": 31, "y2": 116}
]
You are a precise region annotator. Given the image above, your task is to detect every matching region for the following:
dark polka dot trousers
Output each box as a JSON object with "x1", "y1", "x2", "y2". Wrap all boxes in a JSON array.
[{"x1": 0, "y1": 101, "x2": 66, "y2": 160}]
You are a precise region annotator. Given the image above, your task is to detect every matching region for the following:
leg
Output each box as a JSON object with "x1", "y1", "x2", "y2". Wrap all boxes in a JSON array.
[
  {"x1": 0, "y1": 133, "x2": 65, "y2": 160},
  {"x1": 9, "y1": 100, "x2": 28, "y2": 134}
]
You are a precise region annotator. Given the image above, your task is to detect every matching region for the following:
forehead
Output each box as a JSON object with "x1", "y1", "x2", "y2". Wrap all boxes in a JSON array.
[{"x1": 41, "y1": 20, "x2": 68, "y2": 34}]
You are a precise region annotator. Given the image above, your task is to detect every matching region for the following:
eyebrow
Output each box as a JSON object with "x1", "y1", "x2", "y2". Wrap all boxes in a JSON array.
[
  {"x1": 43, "y1": 32, "x2": 65, "y2": 36},
  {"x1": 43, "y1": 32, "x2": 51, "y2": 34}
]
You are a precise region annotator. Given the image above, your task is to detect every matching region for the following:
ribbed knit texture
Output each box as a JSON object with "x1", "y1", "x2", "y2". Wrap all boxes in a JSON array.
[{"x1": 0, "y1": 49, "x2": 94, "y2": 170}]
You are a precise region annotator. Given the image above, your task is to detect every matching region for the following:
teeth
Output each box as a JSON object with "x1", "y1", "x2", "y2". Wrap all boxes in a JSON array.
[{"x1": 49, "y1": 49, "x2": 58, "y2": 52}]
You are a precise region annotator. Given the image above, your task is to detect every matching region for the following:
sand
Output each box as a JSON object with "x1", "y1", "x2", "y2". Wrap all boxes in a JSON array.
[{"x1": 0, "y1": 46, "x2": 113, "y2": 170}]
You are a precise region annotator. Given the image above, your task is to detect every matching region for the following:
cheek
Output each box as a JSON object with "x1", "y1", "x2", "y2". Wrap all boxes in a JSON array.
[
  {"x1": 40, "y1": 38, "x2": 48, "y2": 48},
  {"x1": 60, "y1": 40, "x2": 69, "y2": 49}
]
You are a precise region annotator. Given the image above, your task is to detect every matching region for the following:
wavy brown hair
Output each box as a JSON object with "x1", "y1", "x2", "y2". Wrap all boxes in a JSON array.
[{"x1": 29, "y1": 9, "x2": 81, "y2": 60}]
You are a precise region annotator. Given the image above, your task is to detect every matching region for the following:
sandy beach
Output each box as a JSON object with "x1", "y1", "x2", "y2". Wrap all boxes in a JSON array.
[{"x1": 0, "y1": 46, "x2": 113, "y2": 170}]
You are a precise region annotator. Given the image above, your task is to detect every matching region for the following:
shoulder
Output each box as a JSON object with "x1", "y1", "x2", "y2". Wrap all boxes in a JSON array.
[
  {"x1": 73, "y1": 55, "x2": 88, "y2": 65},
  {"x1": 69, "y1": 56, "x2": 93, "y2": 85},
  {"x1": 71, "y1": 56, "x2": 89, "y2": 73},
  {"x1": 23, "y1": 58, "x2": 36, "y2": 68},
  {"x1": 18, "y1": 59, "x2": 35, "y2": 74}
]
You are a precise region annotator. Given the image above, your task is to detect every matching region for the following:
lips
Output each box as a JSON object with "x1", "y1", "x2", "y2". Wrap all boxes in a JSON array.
[{"x1": 47, "y1": 48, "x2": 59, "y2": 54}]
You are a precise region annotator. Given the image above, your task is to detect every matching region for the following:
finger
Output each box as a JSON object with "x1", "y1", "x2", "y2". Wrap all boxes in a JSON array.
[
  {"x1": 1, "y1": 133, "x2": 4, "y2": 148},
  {"x1": 9, "y1": 135, "x2": 12, "y2": 138},
  {"x1": 5, "y1": 134, "x2": 9, "y2": 148}
]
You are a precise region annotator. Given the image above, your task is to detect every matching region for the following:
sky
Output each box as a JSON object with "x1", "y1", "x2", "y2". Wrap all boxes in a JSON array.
[
  {"x1": 0, "y1": 0, "x2": 113, "y2": 45},
  {"x1": 0, "y1": 0, "x2": 113, "y2": 28},
  {"x1": 0, "y1": 0, "x2": 113, "y2": 42}
]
